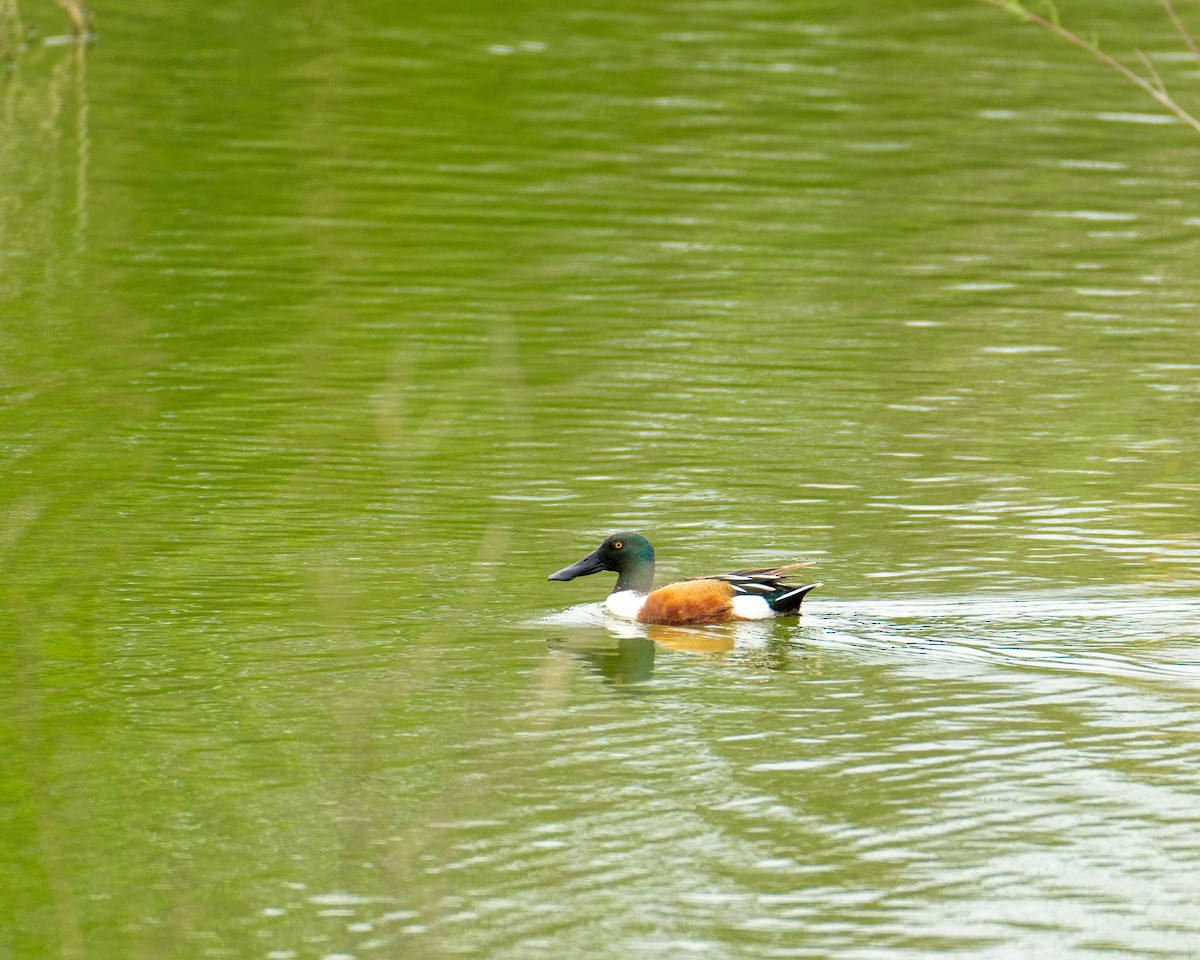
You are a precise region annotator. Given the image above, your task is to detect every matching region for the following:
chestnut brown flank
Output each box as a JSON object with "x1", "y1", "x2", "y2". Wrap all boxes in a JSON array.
[{"x1": 637, "y1": 579, "x2": 737, "y2": 625}]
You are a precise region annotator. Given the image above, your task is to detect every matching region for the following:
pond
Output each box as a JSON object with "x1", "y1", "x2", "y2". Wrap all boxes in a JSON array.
[{"x1": 2, "y1": 0, "x2": 1198, "y2": 957}]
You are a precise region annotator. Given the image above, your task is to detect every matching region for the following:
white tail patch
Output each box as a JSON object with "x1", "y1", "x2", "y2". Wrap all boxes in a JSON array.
[{"x1": 731, "y1": 595, "x2": 773, "y2": 620}]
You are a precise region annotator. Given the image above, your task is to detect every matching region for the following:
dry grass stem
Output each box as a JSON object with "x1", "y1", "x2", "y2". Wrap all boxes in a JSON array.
[
  {"x1": 980, "y1": 0, "x2": 1200, "y2": 136},
  {"x1": 1160, "y1": 0, "x2": 1200, "y2": 66},
  {"x1": 1135, "y1": 47, "x2": 1168, "y2": 96}
]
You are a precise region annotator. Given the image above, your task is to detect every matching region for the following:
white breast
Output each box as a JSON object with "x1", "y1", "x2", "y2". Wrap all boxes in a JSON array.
[{"x1": 604, "y1": 590, "x2": 647, "y2": 620}]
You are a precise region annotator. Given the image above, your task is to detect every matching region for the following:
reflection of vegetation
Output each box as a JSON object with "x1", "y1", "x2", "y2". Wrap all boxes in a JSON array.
[
  {"x1": 1, "y1": 0, "x2": 19, "y2": 62},
  {"x1": 1, "y1": 0, "x2": 90, "y2": 58},
  {"x1": 981, "y1": 0, "x2": 1200, "y2": 134},
  {"x1": 0, "y1": 36, "x2": 89, "y2": 268},
  {"x1": 55, "y1": 0, "x2": 91, "y2": 35}
]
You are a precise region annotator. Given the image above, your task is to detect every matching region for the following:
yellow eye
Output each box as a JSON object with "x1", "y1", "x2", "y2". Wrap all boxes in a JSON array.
[{"x1": 613, "y1": 541, "x2": 623, "y2": 549}]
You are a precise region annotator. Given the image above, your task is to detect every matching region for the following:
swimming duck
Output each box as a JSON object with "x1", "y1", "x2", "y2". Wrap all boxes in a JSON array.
[{"x1": 548, "y1": 532, "x2": 821, "y2": 625}]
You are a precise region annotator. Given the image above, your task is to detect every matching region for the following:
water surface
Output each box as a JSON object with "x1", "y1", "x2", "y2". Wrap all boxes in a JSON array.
[{"x1": 2, "y1": 0, "x2": 1199, "y2": 957}]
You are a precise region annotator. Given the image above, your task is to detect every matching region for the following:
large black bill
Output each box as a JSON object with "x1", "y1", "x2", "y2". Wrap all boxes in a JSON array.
[{"x1": 547, "y1": 549, "x2": 606, "y2": 581}]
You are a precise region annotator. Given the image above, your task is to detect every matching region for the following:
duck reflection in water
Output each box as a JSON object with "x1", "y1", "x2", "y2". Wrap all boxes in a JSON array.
[
  {"x1": 548, "y1": 618, "x2": 807, "y2": 685},
  {"x1": 546, "y1": 634, "x2": 658, "y2": 685}
]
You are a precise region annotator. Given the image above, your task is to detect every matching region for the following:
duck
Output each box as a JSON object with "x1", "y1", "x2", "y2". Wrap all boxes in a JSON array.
[{"x1": 548, "y1": 532, "x2": 821, "y2": 625}]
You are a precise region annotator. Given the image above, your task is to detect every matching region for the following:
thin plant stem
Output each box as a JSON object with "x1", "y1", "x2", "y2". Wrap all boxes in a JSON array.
[
  {"x1": 1135, "y1": 47, "x2": 1168, "y2": 96},
  {"x1": 979, "y1": 0, "x2": 1200, "y2": 136}
]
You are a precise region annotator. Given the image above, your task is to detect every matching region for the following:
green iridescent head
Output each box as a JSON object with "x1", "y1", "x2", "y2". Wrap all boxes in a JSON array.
[{"x1": 548, "y1": 532, "x2": 656, "y2": 593}]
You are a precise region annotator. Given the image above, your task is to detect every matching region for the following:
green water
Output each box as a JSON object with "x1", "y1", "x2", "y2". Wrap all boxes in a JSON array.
[{"x1": 3, "y1": 0, "x2": 1199, "y2": 957}]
